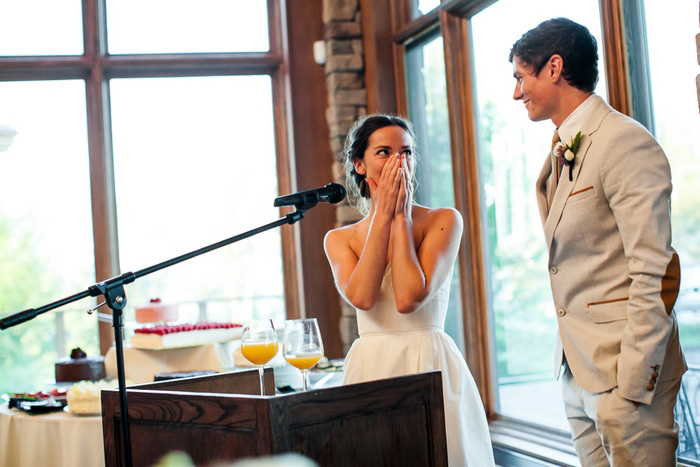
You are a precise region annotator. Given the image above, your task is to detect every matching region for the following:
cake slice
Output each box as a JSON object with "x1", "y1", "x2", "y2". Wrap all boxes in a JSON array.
[
  {"x1": 134, "y1": 298, "x2": 178, "y2": 323},
  {"x1": 67, "y1": 380, "x2": 114, "y2": 414}
]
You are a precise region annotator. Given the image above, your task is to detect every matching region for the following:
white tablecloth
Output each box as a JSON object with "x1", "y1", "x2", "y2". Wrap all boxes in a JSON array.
[
  {"x1": 0, "y1": 403, "x2": 104, "y2": 467},
  {"x1": 104, "y1": 341, "x2": 238, "y2": 384}
]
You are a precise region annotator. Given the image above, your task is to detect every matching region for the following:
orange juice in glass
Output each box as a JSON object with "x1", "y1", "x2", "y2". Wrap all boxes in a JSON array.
[
  {"x1": 241, "y1": 342, "x2": 279, "y2": 365},
  {"x1": 284, "y1": 354, "x2": 322, "y2": 371},
  {"x1": 240, "y1": 319, "x2": 278, "y2": 395},
  {"x1": 283, "y1": 318, "x2": 324, "y2": 391}
]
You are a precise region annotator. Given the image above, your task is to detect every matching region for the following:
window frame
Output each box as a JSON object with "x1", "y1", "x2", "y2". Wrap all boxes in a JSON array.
[{"x1": 0, "y1": 0, "x2": 302, "y2": 354}]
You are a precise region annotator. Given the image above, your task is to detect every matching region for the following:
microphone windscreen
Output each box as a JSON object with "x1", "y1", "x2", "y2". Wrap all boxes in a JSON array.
[{"x1": 328, "y1": 183, "x2": 347, "y2": 204}]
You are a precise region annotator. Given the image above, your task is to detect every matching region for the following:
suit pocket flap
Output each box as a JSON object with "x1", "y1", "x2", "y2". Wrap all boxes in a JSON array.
[
  {"x1": 568, "y1": 185, "x2": 594, "y2": 201},
  {"x1": 588, "y1": 299, "x2": 628, "y2": 323}
]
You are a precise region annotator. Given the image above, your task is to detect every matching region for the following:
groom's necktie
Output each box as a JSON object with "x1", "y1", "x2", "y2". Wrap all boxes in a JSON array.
[{"x1": 548, "y1": 129, "x2": 562, "y2": 211}]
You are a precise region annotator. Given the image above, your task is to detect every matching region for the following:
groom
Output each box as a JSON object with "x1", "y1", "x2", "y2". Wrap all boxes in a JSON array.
[{"x1": 509, "y1": 18, "x2": 686, "y2": 465}]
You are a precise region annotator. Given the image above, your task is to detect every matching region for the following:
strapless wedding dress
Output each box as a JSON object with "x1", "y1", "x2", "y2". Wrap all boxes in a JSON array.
[{"x1": 343, "y1": 265, "x2": 495, "y2": 466}]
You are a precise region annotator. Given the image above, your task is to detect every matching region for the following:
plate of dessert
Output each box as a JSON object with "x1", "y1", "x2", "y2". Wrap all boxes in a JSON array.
[
  {"x1": 14, "y1": 398, "x2": 67, "y2": 414},
  {"x1": 8, "y1": 388, "x2": 68, "y2": 414},
  {"x1": 9, "y1": 388, "x2": 67, "y2": 403}
]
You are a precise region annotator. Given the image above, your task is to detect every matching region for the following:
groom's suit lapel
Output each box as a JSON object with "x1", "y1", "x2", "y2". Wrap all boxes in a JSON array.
[{"x1": 541, "y1": 96, "x2": 612, "y2": 252}]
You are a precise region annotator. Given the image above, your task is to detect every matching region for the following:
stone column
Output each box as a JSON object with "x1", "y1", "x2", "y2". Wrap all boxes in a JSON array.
[{"x1": 322, "y1": 0, "x2": 366, "y2": 353}]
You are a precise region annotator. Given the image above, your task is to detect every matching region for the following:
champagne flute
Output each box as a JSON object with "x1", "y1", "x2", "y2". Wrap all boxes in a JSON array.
[
  {"x1": 283, "y1": 318, "x2": 324, "y2": 391},
  {"x1": 240, "y1": 319, "x2": 278, "y2": 395}
]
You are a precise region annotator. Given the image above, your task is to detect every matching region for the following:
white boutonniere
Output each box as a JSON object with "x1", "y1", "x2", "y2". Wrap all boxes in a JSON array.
[{"x1": 552, "y1": 131, "x2": 582, "y2": 181}]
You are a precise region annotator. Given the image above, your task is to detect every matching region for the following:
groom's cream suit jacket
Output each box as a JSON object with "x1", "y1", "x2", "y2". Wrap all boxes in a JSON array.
[{"x1": 536, "y1": 94, "x2": 686, "y2": 405}]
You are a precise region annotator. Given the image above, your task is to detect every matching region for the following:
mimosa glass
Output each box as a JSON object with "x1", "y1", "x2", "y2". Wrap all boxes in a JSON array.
[
  {"x1": 283, "y1": 318, "x2": 324, "y2": 391},
  {"x1": 240, "y1": 319, "x2": 278, "y2": 395}
]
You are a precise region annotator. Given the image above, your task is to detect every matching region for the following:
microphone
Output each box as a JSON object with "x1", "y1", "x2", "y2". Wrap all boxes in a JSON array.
[{"x1": 274, "y1": 183, "x2": 346, "y2": 209}]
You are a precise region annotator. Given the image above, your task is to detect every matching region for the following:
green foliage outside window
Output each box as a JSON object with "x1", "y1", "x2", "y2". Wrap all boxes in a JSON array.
[
  {"x1": 479, "y1": 100, "x2": 555, "y2": 383},
  {"x1": 0, "y1": 216, "x2": 99, "y2": 394}
]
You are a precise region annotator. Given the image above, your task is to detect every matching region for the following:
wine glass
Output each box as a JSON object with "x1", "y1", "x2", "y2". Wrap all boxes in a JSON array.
[
  {"x1": 283, "y1": 318, "x2": 324, "y2": 391},
  {"x1": 240, "y1": 319, "x2": 278, "y2": 395}
]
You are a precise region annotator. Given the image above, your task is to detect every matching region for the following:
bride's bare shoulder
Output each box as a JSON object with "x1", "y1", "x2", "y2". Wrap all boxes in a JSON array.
[
  {"x1": 414, "y1": 205, "x2": 462, "y2": 227},
  {"x1": 324, "y1": 221, "x2": 364, "y2": 248}
]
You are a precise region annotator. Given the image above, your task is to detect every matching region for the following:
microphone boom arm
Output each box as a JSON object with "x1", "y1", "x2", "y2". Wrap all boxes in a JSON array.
[{"x1": 0, "y1": 209, "x2": 306, "y2": 330}]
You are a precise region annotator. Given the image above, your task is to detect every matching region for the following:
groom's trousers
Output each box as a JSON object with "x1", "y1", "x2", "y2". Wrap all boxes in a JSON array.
[{"x1": 561, "y1": 364, "x2": 682, "y2": 466}]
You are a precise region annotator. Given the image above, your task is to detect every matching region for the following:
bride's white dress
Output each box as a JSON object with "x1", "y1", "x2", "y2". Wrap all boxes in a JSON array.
[{"x1": 342, "y1": 265, "x2": 495, "y2": 466}]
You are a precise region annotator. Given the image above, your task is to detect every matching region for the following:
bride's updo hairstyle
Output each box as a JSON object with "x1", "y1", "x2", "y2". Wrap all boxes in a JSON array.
[{"x1": 342, "y1": 114, "x2": 418, "y2": 214}]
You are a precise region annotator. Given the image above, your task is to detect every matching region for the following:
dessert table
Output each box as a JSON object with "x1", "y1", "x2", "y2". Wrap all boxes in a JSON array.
[{"x1": 0, "y1": 403, "x2": 104, "y2": 467}]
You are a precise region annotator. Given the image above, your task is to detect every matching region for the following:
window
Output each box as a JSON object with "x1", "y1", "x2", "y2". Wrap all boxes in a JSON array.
[
  {"x1": 0, "y1": 81, "x2": 97, "y2": 393},
  {"x1": 0, "y1": 0, "x2": 83, "y2": 56},
  {"x1": 644, "y1": 0, "x2": 700, "y2": 461},
  {"x1": 105, "y1": 0, "x2": 269, "y2": 54},
  {"x1": 0, "y1": 1, "x2": 296, "y2": 395},
  {"x1": 405, "y1": 33, "x2": 466, "y2": 353},
  {"x1": 110, "y1": 75, "x2": 285, "y2": 327},
  {"x1": 471, "y1": 0, "x2": 608, "y2": 431}
]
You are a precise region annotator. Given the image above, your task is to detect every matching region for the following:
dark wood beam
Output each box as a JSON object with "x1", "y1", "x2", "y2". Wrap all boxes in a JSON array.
[{"x1": 286, "y1": 0, "x2": 342, "y2": 358}]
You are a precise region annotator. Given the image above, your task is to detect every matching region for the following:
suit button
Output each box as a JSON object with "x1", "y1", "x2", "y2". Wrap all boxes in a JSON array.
[
  {"x1": 652, "y1": 371, "x2": 659, "y2": 379},
  {"x1": 647, "y1": 383, "x2": 655, "y2": 391},
  {"x1": 557, "y1": 308, "x2": 566, "y2": 317},
  {"x1": 549, "y1": 266, "x2": 558, "y2": 275}
]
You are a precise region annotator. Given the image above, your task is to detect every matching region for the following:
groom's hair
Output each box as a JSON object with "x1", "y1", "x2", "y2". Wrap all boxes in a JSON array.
[{"x1": 509, "y1": 17, "x2": 599, "y2": 93}]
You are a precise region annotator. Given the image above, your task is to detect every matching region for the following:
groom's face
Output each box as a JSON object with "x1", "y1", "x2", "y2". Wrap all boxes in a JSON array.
[{"x1": 512, "y1": 56, "x2": 555, "y2": 122}]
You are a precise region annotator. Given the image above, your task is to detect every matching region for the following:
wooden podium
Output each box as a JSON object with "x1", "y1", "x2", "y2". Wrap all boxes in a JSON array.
[{"x1": 101, "y1": 369, "x2": 447, "y2": 467}]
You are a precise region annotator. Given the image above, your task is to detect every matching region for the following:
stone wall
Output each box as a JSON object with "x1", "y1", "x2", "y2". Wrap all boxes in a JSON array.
[{"x1": 321, "y1": 0, "x2": 366, "y2": 353}]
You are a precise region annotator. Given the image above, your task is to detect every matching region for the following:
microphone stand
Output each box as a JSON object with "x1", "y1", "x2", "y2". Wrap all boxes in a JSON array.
[{"x1": 0, "y1": 208, "x2": 309, "y2": 467}]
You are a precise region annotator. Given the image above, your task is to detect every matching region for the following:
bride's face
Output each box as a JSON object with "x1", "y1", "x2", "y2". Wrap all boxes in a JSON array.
[{"x1": 354, "y1": 125, "x2": 414, "y2": 185}]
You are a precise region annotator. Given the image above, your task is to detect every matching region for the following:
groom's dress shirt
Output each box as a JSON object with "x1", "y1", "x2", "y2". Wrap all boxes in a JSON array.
[{"x1": 535, "y1": 93, "x2": 686, "y2": 405}]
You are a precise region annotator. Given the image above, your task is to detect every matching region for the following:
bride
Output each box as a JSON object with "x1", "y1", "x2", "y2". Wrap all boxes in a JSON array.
[{"x1": 324, "y1": 114, "x2": 494, "y2": 466}]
